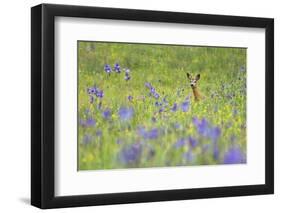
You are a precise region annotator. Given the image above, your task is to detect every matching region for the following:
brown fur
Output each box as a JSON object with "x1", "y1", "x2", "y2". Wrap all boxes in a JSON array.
[{"x1": 186, "y1": 73, "x2": 204, "y2": 101}]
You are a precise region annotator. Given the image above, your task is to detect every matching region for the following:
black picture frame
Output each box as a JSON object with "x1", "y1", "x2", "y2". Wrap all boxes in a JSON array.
[{"x1": 31, "y1": 3, "x2": 274, "y2": 209}]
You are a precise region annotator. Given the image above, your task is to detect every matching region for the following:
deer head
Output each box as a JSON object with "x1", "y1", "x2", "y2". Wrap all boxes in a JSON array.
[{"x1": 186, "y1": 73, "x2": 200, "y2": 89}]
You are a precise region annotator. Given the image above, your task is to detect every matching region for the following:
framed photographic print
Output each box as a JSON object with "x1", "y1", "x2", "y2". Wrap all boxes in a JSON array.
[{"x1": 31, "y1": 3, "x2": 274, "y2": 209}]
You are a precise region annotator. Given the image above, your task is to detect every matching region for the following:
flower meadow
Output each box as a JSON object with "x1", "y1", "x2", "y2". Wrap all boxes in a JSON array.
[{"x1": 78, "y1": 41, "x2": 247, "y2": 170}]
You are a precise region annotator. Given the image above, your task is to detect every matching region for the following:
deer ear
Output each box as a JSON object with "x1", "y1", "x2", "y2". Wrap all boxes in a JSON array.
[
  {"x1": 196, "y1": 74, "x2": 200, "y2": 80},
  {"x1": 186, "y1": 73, "x2": 190, "y2": 79}
]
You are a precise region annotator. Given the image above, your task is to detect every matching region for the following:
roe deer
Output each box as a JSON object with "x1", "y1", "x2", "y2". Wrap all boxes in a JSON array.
[{"x1": 186, "y1": 73, "x2": 204, "y2": 101}]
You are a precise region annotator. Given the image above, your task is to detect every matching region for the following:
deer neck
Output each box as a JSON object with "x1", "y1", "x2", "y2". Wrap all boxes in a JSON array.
[{"x1": 192, "y1": 86, "x2": 201, "y2": 101}]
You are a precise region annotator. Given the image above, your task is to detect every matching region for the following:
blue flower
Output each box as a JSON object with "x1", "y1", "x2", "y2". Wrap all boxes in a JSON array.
[
  {"x1": 82, "y1": 134, "x2": 92, "y2": 145},
  {"x1": 192, "y1": 117, "x2": 221, "y2": 142},
  {"x1": 155, "y1": 101, "x2": 162, "y2": 107},
  {"x1": 153, "y1": 92, "x2": 160, "y2": 99},
  {"x1": 96, "y1": 130, "x2": 102, "y2": 137},
  {"x1": 87, "y1": 86, "x2": 98, "y2": 95},
  {"x1": 181, "y1": 100, "x2": 190, "y2": 112},
  {"x1": 147, "y1": 128, "x2": 159, "y2": 139},
  {"x1": 173, "y1": 123, "x2": 181, "y2": 129},
  {"x1": 159, "y1": 107, "x2": 164, "y2": 113},
  {"x1": 119, "y1": 143, "x2": 142, "y2": 164},
  {"x1": 80, "y1": 117, "x2": 96, "y2": 127},
  {"x1": 128, "y1": 95, "x2": 133, "y2": 102},
  {"x1": 104, "y1": 64, "x2": 112, "y2": 73},
  {"x1": 188, "y1": 136, "x2": 198, "y2": 148},
  {"x1": 209, "y1": 127, "x2": 221, "y2": 142},
  {"x1": 95, "y1": 89, "x2": 104, "y2": 98},
  {"x1": 183, "y1": 151, "x2": 196, "y2": 162},
  {"x1": 138, "y1": 127, "x2": 159, "y2": 140},
  {"x1": 174, "y1": 138, "x2": 186, "y2": 148},
  {"x1": 171, "y1": 103, "x2": 178, "y2": 112},
  {"x1": 119, "y1": 107, "x2": 134, "y2": 121},
  {"x1": 114, "y1": 63, "x2": 121, "y2": 73},
  {"x1": 86, "y1": 117, "x2": 96, "y2": 127},
  {"x1": 102, "y1": 109, "x2": 111, "y2": 119},
  {"x1": 223, "y1": 147, "x2": 246, "y2": 164},
  {"x1": 124, "y1": 72, "x2": 131, "y2": 81},
  {"x1": 145, "y1": 82, "x2": 152, "y2": 89}
]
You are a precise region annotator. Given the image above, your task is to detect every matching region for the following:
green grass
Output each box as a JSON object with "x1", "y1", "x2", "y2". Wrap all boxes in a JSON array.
[{"x1": 78, "y1": 41, "x2": 247, "y2": 170}]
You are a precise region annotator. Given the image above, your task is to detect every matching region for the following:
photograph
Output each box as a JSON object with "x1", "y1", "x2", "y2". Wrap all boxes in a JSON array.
[{"x1": 78, "y1": 41, "x2": 247, "y2": 170}]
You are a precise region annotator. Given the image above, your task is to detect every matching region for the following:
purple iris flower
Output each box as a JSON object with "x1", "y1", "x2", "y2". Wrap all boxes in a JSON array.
[
  {"x1": 87, "y1": 86, "x2": 98, "y2": 95},
  {"x1": 174, "y1": 138, "x2": 186, "y2": 148},
  {"x1": 181, "y1": 100, "x2": 190, "y2": 112},
  {"x1": 82, "y1": 134, "x2": 92, "y2": 145},
  {"x1": 102, "y1": 109, "x2": 111, "y2": 119},
  {"x1": 114, "y1": 63, "x2": 121, "y2": 73},
  {"x1": 188, "y1": 136, "x2": 198, "y2": 148},
  {"x1": 223, "y1": 147, "x2": 246, "y2": 164},
  {"x1": 128, "y1": 95, "x2": 133, "y2": 102},
  {"x1": 155, "y1": 101, "x2": 162, "y2": 107},
  {"x1": 183, "y1": 151, "x2": 196, "y2": 162},
  {"x1": 192, "y1": 117, "x2": 221, "y2": 142},
  {"x1": 153, "y1": 92, "x2": 160, "y2": 99},
  {"x1": 104, "y1": 64, "x2": 112, "y2": 74},
  {"x1": 80, "y1": 117, "x2": 96, "y2": 128},
  {"x1": 124, "y1": 71, "x2": 131, "y2": 81},
  {"x1": 86, "y1": 117, "x2": 96, "y2": 126},
  {"x1": 95, "y1": 89, "x2": 104, "y2": 98},
  {"x1": 209, "y1": 127, "x2": 221, "y2": 142},
  {"x1": 171, "y1": 103, "x2": 178, "y2": 112},
  {"x1": 147, "y1": 128, "x2": 159, "y2": 139},
  {"x1": 119, "y1": 143, "x2": 142, "y2": 164},
  {"x1": 119, "y1": 107, "x2": 134, "y2": 121},
  {"x1": 145, "y1": 82, "x2": 152, "y2": 89},
  {"x1": 96, "y1": 130, "x2": 102, "y2": 137}
]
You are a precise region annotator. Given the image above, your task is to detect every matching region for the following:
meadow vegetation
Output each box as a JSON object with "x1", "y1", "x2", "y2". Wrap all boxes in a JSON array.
[{"x1": 78, "y1": 41, "x2": 247, "y2": 170}]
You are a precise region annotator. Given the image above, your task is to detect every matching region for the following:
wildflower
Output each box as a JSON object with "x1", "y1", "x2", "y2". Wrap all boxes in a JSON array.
[
  {"x1": 119, "y1": 107, "x2": 134, "y2": 121},
  {"x1": 174, "y1": 138, "x2": 186, "y2": 148},
  {"x1": 155, "y1": 101, "x2": 162, "y2": 107},
  {"x1": 145, "y1": 82, "x2": 152, "y2": 89},
  {"x1": 146, "y1": 128, "x2": 159, "y2": 139},
  {"x1": 128, "y1": 95, "x2": 133, "y2": 102},
  {"x1": 87, "y1": 86, "x2": 98, "y2": 95},
  {"x1": 188, "y1": 136, "x2": 198, "y2": 148},
  {"x1": 183, "y1": 151, "x2": 196, "y2": 162},
  {"x1": 173, "y1": 123, "x2": 180, "y2": 129},
  {"x1": 124, "y1": 70, "x2": 131, "y2": 81},
  {"x1": 153, "y1": 92, "x2": 160, "y2": 99},
  {"x1": 119, "y1": 143, "x2": 142, "y2": 164},
  {"x1": 104, "y1": 64, "x2": 112, "y2": 74},
  {"x1": 96, "y1": 89, "x2": 104, "y2": 98},
  {"x1": 82, "y1": 134, "x2": 92, "y2": 145},
  {"x1": 171, "y1": 103, "x2": 178, "y2": 112},
  {"x1": 102, "y1": 109, "x2": 111, "y2": 119},
  {"x1": 181, "y1": 100, "x2": 190, "y2": 112},
  {"x1": 192, "y1": 117, "x2": 221, "y2": 142},
  {"x1": 96, "y1": 130, "x2": 102, "y2": 137},
  {"x1": 159, "y1": 107, "x2": 165, "y2": 113},
  {"x1": 114, "y1": 63, "x2": 121, "y2": 73},
  {"x1": 223, "y1": 147, "x2": 246, "y2": 164},
  {"x1": 86, "y1": 117, "x2": 96, "y2": 127}
]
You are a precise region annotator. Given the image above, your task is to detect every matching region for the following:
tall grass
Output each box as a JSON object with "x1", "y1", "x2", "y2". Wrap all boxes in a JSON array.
[{"x1": 78, "y1": 41, "x2": 247, "y2": 170}]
